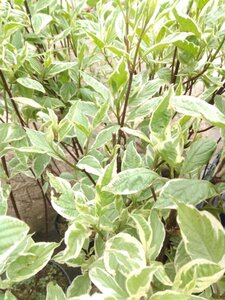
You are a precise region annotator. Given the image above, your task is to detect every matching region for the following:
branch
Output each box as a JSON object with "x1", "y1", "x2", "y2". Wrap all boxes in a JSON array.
[
  {"x1": 117, "y1": 20, "x2": 148, "y2": 172},
  {"x1": 184, "y1": 35, "x2": 225, "y2": 85},
  {"x1": 0, "y1": 70, "x2": 26, "y2": 127},
  {"x1": 60, "y1": 142, "x2": 96, "y2": 186},
  {"x1": 1, "y1": 156, "x2": 21, "y2": 220}
]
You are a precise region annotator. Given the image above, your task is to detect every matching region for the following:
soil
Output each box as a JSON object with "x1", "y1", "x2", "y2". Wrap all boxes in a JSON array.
[{"x1": 11, "y1": 261, "x2": 70, "y2": 300}]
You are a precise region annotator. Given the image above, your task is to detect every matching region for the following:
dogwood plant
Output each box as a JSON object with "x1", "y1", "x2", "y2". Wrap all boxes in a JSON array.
[{"x1": 1, "y1": 0, "x2": 225, "y2": 299}]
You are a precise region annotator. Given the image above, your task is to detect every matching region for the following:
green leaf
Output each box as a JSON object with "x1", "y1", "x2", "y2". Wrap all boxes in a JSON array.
[
  {"x1": 92, "y1": 125, "x2": 120, "y2": 148},
  {"x1": 54, "y1": 28, "x2": 71, "y2": 42},
  {"x1": 34, "y1": 0, "x2": 55, "y2": 13},
  {"x1": 95, "y1": 158, "x2": 117, "y2": 209},
  {"x1": 35, "y1": 96, "x2": 65, "y2": 109},
  {"x1": 126, "y1": 267, "x2": 155, "y2": 297},
  {"x1": 157, "y1": 130, "x2": 184, "y2": 167},
  {"x1": 92, "y1": 101, "x2": 110, "y2": 129},
  {"x1": 122, "y1": 127, "x2": 151, "y2": 143},
  {"x1": 46, "y1": 282, "x2": 67, "y2": 300},
  {"x1": 104, "y1": 168, "x2": 159, "y2": 195},
  {"x1": 7, "y1": 242, "x2": 58, "y2": 282},
  {"x1": 149, "y1": 210, "x2": 165, "y2": 261},
  {"x1": 46, "y1": 62, "x2": 77, "y2": 78},
  {"x1": 122, "y1": 141, "x2": 143, "y2": 170},
  {"x1": 77, "y1": 155, "x2": 103, "y2": 176},
  {"x1": 108, "y1": 60, "x2": 128, "y2": 92},
  {"x1": 174, "y1": 39, "x2": 199, "y2": 56},
  {"x1": 31, "y1": 13, "x2": 52, "y2": 34},
  {"x1": 131, "y1": 214, "x2": 152, "y2": 258},
  {"x1": 3, "y1": 291, "x2": 16, "y2": 300},
  {"x1": 150, "y1": 291, "x2": 207, "y2": 300},
  {"x1": 53, "y1": 222, "x2": 89, "y2": 263},
  {"x1": 86, "y1": 31, "x2": 105, "y2": 48},
  {"x1": 81, "y1": 72, "x2": 110, "y2": 101},
  {"x1": 150, "y1": 87, "x2": 173, "y2": 136},
  {"x1": 13, "y1": 97, "x2": 42, "y2": 109},
  {"x1": 4, "y1": 22, "x2": 25, "y2": 37},
  {"x1": 89, "y1": 267, "x2": 127, "y2": 299},
  {"x1": 0, "y1": 184, "x2": 10, "y2": 216},
  {"x1": 26, "y1": 129, "x2": 64, "y2": 160},
  {"x1": 195, "y1": 0, "x2": 209, "y2": 11},
  {"x1": 181, "y1": 139, "x2": 216, "y2": 174},
  {"x1": 0, "y1": 124, "x2": 25, "y2": 144},
  {"x1": 60, "y1": 82, "x2": 76, "y2": 101},
  {"x1": 128, "y1": 97, "x2": 162, "y2": 121},
  {"x1": 0, "y1": 216, "x2": 29, "y2": 267},
  {"x1": 154, "y1": 179, "x2": 218, "y2": 209},
  {"x1": 104, "y1": 233, "x2": 146, "y2": 276},
  {"x1": 144, "y1": 32, "x2": 193, "y2": 56},
  {"x1": 175, "y1": 241, "x2": 191, "y2": 272},
  {"x1": 105, "y1": 45, "x2": 129, "y2": 59},
  {"x1": 215, "y1": 95, "x2": 225, "y2": 115},
  {"x1": 177, "y1": 203, "x2": 225, "y2": 266},
  {"x1": 49, "y1": 174, "x2": 77, "y2": 220},
  {"x1": 58, "y1": 102, "x2": 83, "y2": 141},
  {"x1": 67, "y1": 274, "x2": 91, "y2": 297},
  {"x1": 95, "y1": 158, "x2": 116, "y2": 212},
  {"x1": 173, "y1": 9, "x2": 201, "y2": 38},
  {"x1": 16, "y1": 77, "x2": 45, "y2": 93},
  {"x1": 172, "y1": 96, "x2": 225, "y2": 129},
  {"x1": 130, "y1": 79, "x2": 164, "y2": 107},
  {"x1": 151, "y1": 261, "x2": 173, "y2": 286},
  {"x1": 173, "y1": 259, "x2": 225, "y2": 293},
  {"x1": 33, "y1": 154, "x2": 51, "y2": 178}
]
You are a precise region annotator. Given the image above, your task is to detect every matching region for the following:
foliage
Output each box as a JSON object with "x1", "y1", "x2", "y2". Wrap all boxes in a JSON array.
[{"x1": 0, "y1": 0, "x2": 225, "y2": 299}]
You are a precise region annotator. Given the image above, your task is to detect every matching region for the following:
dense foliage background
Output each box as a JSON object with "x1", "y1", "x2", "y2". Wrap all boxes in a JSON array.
[{"x1": 1, "y1": 0, "x2": 225, "y2": 299}]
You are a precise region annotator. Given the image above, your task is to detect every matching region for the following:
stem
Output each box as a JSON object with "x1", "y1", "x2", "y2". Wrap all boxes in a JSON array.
[
  {"x1": 117, "y1": 19, "x2": 149, "y2": 172},
  {"x1": 151, "y1": 187, "x2": 157, "y2": 202},
  {"x1": 120, "y1": 20, "x2": 149, "y2": 128},
  {"x1": 72, "y1": 138, "x2": 79, "y2": 157},
  {"x1": 1, "y1": 156, "x2": 21, "y2": 220},
  {"x1": 69, "y1": 37, "x2": 77, "y2": 57},
  {"x1": 197, "y1": 125, "x2": 214, "y2": 133},
  {"x1": 3, "y1": 90, "x2": 9, "y2": 122},
  {"x1": 213, "y1": 283, "x2": 221, "y2": 299},
  {"x1": 0, "y1": 70, "x2": 26, "y2": 127},
  {"x1": 187, "y1": 0, "x2": 194, "y2": 14},
  {"x1": 119, "y1": 71, "x2": 134, "y2": 128},
  {"x1": 61, "y1": 142, "x2": 78, "y2": 161},
  {"x1": 210, "y1": 34, "x2": 225, "y2": 62},
  {"x1": 59, "y1": 143, "x2": 96, "y2": 185},
  {"x1": 184, "y1": 35, "x2": 225, "y2": 85},
  {"x1": 170, "y1": 47, "x2": 177, "y2": 84},
  {"x1": 24, "y1": 0, "x2": 45, "y2": 55},
  {"x1": 74, "y1": 137, "x2": 83, "y2": 155},
  {"x1": 102, "y1": 49, "x2": 113, "y2": 68},
  {"x1": 30, "y1": 169, "x2": 49, "y2": 237},
  {"x1": 24, "y1": 0, "x2": 31, "y2": 18}
]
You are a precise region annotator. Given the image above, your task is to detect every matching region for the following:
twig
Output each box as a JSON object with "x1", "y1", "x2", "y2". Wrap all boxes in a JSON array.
[
  {"x1": 1, "y1": 156, "x2": 21, "y2": 219},
  {"x1": 60, "y1": 143, "x2": 96, "y2": 185},
  {"x1": 184, "y1": 35, "x2": 225, "y2": 85},
  {"x1": 74, "y1": 137, "x2": 84, "y2": 155},
  {"x1": 117, "y1": 19, "x2": 149, "y2": 172},
  {"x1": 197, "y1": 125, "x2": 214, "y2": 133},
  {"x1": 0, "y1": 70, "x2": 26, "y2": 127},
  {"x1": 151, "y1": 187, "x2": 157, "y2": 202}
]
